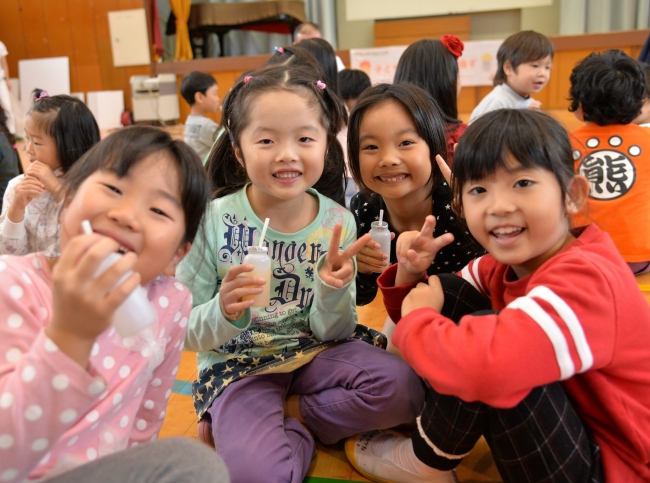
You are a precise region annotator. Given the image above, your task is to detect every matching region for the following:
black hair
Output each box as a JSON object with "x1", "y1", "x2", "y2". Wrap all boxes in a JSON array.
[
  {"x1": 207, "y1": 64, "x2": 347, "y2": 202},
  {"x1": 568, "y1": 50, "x2": 644, "y2": 125},
  {"x1": 452, "y1": 109, "x2": 575, "y2": 216},
  {"x1": 641, "y1": 61, "x2": 650, "y2": 97},
  {"x1": 493, "y1": 31, "x2": 554, "y2": 86},
  {"x1": 297, "y1": 38, "x2": 339, "y2": 94},
  {"x1": 0, "y1": 107, "x2": 21, "y2": 176},
  {"x1": 180, "y1": 71, "x2": 218, "y2": 105},
  {"x1": 394, "y1": 39, "x2": 461, "y2": 123},
  {"x1": 294, "y1": 22, "x2": 321, "y2": 38},
  {"x1": 63, "y1": 126, "x2": 211, "y2": 244},
  {"x1": 266, "y1": 44, "x2": 323, "y2": 75},
  {"x1": 338, "y1": 69, "x2": 371, "y2": 102},
  {"x1": 26, "y1": 94, "x2": 100, "y2": 173},
  {"x1": 347, "y1": 83, "x2": 447, "y2": 199}
]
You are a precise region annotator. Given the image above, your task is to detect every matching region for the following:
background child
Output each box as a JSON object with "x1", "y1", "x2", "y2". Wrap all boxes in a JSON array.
[
  {"x1": 176, "y1": 64, "x2": 424, "y2": 483},
  {"x1": 394, "y1": 35, "x2": 466, "y2": 166},
  {"x1": 348, "y1": 83, "x2": 482, "y2": 307},
  {"x1": 347, "y1": 109, "x2": 650, "y2": 483},
  {"x1": 0, "y1": 126, "x2": 231, "y2": 482},
  {"x1": 0, "y1": 105, "x2": 20, "y2": 210},
  {"x1": 0, "y1": 39, "x2": 15, "y2": 134},
  {"x1": 469, "y1": 30, "x2": 553, "y2": 124},
  {"x1": 181, "y1": 71, "x2": 220, "y2": 162},
  {"x1": 569, "y1": 49, "x2": 650, "y2": 274},
  {"x1": 0, "y1": 93, "x2": 100, "y2": 257},
  {"x1": 338, "y1": 68, "x2": 371, "y2": 113},
  {"x1": 633, "y1": 62, "x2": 650, "y2": 126}
]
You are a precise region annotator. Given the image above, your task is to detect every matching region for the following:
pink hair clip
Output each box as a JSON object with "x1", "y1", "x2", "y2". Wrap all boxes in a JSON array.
[
  {"x1": 316, "y1": 80, "x2": 326, "y2": 90},
  {"x1": 33, "y1": 90, "x2": 49, "y2": 101},
  {"x1": 244, "y1": 76, "x2": 252, "y2": 84},
  {"x1": 274, "y1": 46, "x2": 284, "y2": 53}
]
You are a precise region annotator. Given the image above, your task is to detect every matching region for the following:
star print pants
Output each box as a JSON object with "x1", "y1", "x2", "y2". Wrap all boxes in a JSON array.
[
  {"x1": 206, "y1": 339, "x2": 425, "y2": 483},
  {"x1": 411, "y1": 274, "x2": 604, "y2": 483}
]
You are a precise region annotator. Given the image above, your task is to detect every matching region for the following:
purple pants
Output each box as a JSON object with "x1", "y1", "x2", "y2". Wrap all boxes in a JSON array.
[{"x1": 208, "y1": 339, "x2": 425, "y2": 483}]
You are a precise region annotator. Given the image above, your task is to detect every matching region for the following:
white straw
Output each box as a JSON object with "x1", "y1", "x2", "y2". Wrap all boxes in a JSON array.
[
  {"x1": 81, "y1": 220, "x2": 93, "y2": 235},
  {"x1": 378, "y1": 209, "x2": 384, "y2": 224},
  {"x1": 258, "y1": 218, "x2": 270, "y2": 247}
]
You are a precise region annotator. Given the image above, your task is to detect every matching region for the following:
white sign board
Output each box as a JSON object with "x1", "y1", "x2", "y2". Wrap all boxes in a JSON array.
[
  {"x1": 108, "y1": 8, "x2": 151, "y2": 67},
  {"x1": 350, "y1": 40, "x2": 503, "y2": 87},
  {"x1": 18, "y1": 57, "x2": 70, "y2": 112}
]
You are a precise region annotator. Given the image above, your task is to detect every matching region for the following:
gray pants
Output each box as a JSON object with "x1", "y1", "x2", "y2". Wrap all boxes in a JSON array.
[{"x1": 44, "y1": 438, "x2": 229, "y2": 483}]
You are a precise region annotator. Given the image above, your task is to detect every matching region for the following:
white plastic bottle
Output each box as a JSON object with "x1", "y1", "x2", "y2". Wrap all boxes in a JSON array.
[
  {"x1": 94, "y1": 252, "x2": 158, "y2": 338},
  {"x1": 242, "y1": 246, "x2": 271, "y2": 307},
  {"x1": 369, "y1": 221, "x2": 391, "y2": 271},
  {"x1": 81, "y1": 220, "x2": 157, "y2": 338}
]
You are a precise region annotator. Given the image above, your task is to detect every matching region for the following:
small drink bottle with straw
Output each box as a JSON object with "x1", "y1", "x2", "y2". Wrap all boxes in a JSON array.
[
  {"x1": 81, "y1": 220, "x2": 157, "y2": 337},
  {"x1": 242, "y1": 217, "x2": 272, "y2": 307},
  {"x1": 369, "y1": 209, "x2": 391, "y2": 271}
]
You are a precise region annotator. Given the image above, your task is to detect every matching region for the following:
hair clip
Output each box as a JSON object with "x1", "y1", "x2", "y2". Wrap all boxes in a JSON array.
[
  {"x1": 244, "y1": 76, "x2": 252, "y2": 84},
  {"x1": 316, "y1": 80, "x2": 326, "y2": 90},
  {"x1": 33, "y1": 90, "x2": 49, "y2": 101},
  {"x1": 440, "y1": 35, "x2": 464, "y2": 59},
  {"x1": 274, "y1": 46, "x2": 284, "y2": 53},
  {"x1": 12, "y1": 144, "x2": 17, "y2": 150}
]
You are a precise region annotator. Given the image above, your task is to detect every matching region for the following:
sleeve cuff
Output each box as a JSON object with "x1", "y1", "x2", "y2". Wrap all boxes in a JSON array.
[
  {"x1": 377, "y1": 264, "x2": 428, "y2": 323},
  {"x1": 1, "y1": 216, "x2": 26, "y2": 239}
]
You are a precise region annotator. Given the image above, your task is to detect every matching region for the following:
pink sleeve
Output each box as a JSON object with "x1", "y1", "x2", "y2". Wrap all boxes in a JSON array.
[
  {"x1": 0, "y1": 261, "x2": 106, "y2": 481},
  {"x1": 127, "y1": 280, "x2": 191, "y2": 445}
]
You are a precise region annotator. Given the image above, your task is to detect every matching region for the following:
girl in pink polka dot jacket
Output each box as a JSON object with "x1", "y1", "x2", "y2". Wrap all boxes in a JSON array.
[{"x1": 0, "y1": 127, "x2": 223, "y2": 482}]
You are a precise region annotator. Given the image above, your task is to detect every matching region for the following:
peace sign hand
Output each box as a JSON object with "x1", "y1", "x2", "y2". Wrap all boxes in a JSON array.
[
  {"x1": 395, "y1": 215, "x2": 454, "y2": 286},
  {"x1": 319, "y1": 223, "x2": 372, "y2": 289}
]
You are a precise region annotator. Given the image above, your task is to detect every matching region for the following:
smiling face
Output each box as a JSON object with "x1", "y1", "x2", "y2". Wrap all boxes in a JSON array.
[
  {"x1": 461, "y1": 157, "x2": 576, "y2": 278},
  {"x1": 234, "y1": 89, "x2": 327, "y2": 208},
  {"x1": 24, "y1": 114, "x2": 61, "y2": 170},
  {"x1": 505, "y1": 55, "x2": 552, "y2": 97},
  {"x1": 59, "y1": 152, "x2": 189, "y2": 285},
  {"x1": 358, "y1": 100, "x2": 432, "y2": 203}
]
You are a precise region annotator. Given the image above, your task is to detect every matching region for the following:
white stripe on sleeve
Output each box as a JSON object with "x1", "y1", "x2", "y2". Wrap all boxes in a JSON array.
[
  {"x1": 507, "y1": 296, "x2": 575, "y2": 380},
  {"x1": 461, "y1": 264, "x2": 480, "y2": 293},
  {"x1": 527, "y1": 286, "x2": 593, "y2": 373}
]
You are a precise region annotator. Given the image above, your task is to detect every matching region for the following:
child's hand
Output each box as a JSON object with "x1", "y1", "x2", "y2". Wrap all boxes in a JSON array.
[
  {"x1": 26, "y1": 161, "x2": 62, "y2": 196},
  {"x1": 402, "y1": 275, "x2": 445, "y2": 317},
  {"x1": 46, "y1": 233, "x2": 141, "y2": 368},
  {"x1": 395, "y1": 215, "x2": 454, "y2": 286},
  {"x1": 6, "y1": 176, "x2": 45, "y2": 221},
  {"x1": 527, "y1": 99, "x2": 542, "y2": 111},
  {"x1": 319, "y1": 223, "x2": 372, "y2": 288},
  {"x1": 357, "y1": 232, "x2": 395, "y2": 274},
  {"x1": 219, "y1": 264, "x2": 265, "y2": 320}
]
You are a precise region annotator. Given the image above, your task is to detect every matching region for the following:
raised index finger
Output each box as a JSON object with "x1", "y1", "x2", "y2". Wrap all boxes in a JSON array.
[
  {"x1": 435, "y1": 154, "x2": 452, "y2": 186},
  {"x1": 326, "y1": 223, "x2": 343, "y2": 263}
]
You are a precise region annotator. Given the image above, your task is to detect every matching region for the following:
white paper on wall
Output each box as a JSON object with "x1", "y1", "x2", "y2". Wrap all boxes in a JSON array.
[
  {"x1": 108, "y1": 8, "x2": 151, "y2": 67},
  {"x1": 350, "y1": 40, "x2": 503, "y2": 87}
]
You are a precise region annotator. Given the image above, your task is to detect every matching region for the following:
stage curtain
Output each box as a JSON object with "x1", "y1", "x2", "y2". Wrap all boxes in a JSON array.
[{"x1": 169, "y1": 0, "x2": 193, "y2": 60}]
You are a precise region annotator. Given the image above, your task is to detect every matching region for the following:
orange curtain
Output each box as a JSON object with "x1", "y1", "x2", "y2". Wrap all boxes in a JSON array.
[{"x1": 169, "y1": 0, "x2": 193, "y2": 61}]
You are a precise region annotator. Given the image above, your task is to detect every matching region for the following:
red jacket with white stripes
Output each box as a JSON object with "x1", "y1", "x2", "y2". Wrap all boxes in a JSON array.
[{"x1": 378, "y1": 224, "x2": 650, "y2": 481}]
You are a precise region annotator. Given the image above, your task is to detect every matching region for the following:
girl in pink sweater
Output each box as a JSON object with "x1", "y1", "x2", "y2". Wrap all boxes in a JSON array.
[{"x1": 0, "y1": 127, "x2": 228, "y2": 482}]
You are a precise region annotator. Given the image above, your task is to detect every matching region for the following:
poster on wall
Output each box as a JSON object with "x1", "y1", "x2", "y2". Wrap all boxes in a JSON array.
[{"x1": 350, "y1": 39, "x2": 503, "y2": 87}]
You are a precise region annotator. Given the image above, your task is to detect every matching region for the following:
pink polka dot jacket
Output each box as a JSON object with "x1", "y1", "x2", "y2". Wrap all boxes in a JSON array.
[{"x1": 0, "y1": 253, "x2": 191, "y2": 482}]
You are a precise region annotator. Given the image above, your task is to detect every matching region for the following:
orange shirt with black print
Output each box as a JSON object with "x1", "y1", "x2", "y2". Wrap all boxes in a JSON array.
[{"x1": 571, "y1": 123, "x2": 650, "y2": 262}]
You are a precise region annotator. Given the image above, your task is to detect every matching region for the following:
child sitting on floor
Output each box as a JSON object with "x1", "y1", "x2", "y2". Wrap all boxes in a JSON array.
[
  {"x1": 181, "y1": 71, "x2": 221, "y2": 163},
  {"x1": 346, "y1": 109, "x2": 650, "y2": 483},
  {"x1": 569, "y1": 49, "x2": 650, "y2": 274},
  {"x1": 469, "y1": 30, "x2": 553, "y2": 124}
]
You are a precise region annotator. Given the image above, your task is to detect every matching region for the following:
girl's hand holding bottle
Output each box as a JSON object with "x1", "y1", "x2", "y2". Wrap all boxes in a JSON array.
[
  {"x1": 319, "y1": 223, "x2": 372, "y2": 288},
  {"x1": 26, "y1": 160, "x2": 63, "y2": 196},
  {"x1": 219, "y1": 264, "x2": 266, "y2": 320},
  {"x1": 45, "y1": 232, "x2": 140, "y2": 368},
  {"x1": 357, "y1": 233, "x2": 395, "y2": 274}
]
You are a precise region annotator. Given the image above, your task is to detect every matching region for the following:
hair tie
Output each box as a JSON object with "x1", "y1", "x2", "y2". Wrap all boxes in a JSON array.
[
  {"x1": 33, "y1": 90, "x2": 49, "y2": 101},
  {"x1": 12, "y1": 144, "x2": 17, "y2": 149},
  {"x1": 274, "y1": 46, "x2": 284, "y2": 53},
  {"x1": 244, "y1": 76, "x2": 252, "y2": 84},
  {"x1": 316, "y1": 80, "x2": 326, "y2": 90},
  {"x1": 440, "y1": 35, "x2": 464, "y2": 59}
]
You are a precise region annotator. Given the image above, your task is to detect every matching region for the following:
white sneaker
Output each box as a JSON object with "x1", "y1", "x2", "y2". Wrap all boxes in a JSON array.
[{"x1": 345, "y1": 431, "x2": 458, "y2": 483}]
